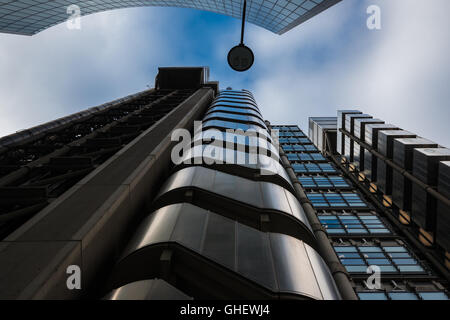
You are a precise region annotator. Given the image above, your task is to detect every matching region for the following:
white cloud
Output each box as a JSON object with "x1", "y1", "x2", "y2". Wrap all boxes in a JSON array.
[
  {"x1": 0, "y1": 8, "x2": 171, "y2": 137},
  {"x1": 1, "y1": 1, "x2": 449, "y2": 148},
  {"x1": 248, "y1": 0, "x2": 450, "y2": 147}
]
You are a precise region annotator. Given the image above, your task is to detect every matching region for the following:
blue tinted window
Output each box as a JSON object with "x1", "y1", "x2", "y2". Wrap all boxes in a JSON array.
[
  {"x1": 307, "y1": 192, "x2": 367, "y2": 208},
  {"x1": 418, "y1": 292, "x2": 448, "y2": 300},
  {"x1": 334, "y1": 244, "x2": 426, "y2": 274},
  {"x1": 358, "y1": 292, "x2": 388, "y2": 300},
  {"x1": 389, "y1": 292, "x2": 418, "y2": 300}
]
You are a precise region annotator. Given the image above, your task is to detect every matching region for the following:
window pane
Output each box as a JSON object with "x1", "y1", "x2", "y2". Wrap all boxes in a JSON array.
[
  {"x1": 358, "y1": 292, "x2": 387, "y2": 300},
  {"x1": 389, "y1": 292, "x2": 418, "y2": 300},
  {"x1": 418, "y1": 292, "x2": 448, "y2": 300}
]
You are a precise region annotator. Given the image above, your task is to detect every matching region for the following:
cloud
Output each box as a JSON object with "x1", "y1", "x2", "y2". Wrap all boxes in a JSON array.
[
  {"x1": 0, "y1": 1, "x2": 449, "y2": 148},
  {"x1": 246, "y1": 0, "x2": 450, "y2": 147},
  {"x1": 0, "y1": 7, "x2": 173, "y2": 137}
]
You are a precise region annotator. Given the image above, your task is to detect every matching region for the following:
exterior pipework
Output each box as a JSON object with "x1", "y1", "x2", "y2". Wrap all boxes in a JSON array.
[
  {"x1": 106, "y1": 90, "x2": 341, "y2": 300},
  {"x1": 268, "y1": 121, "x2": 358, "y2": 300}
]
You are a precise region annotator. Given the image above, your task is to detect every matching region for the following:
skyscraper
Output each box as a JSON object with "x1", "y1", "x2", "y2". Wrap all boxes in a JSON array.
[
  {"x1": 310, "y1": 112, "x2": 450, "y2": 300},
  {"x1": 0, "y1": 67, "x2": 448, "y2": 300}
]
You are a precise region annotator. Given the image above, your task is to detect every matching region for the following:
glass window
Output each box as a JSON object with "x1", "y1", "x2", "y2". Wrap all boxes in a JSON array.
[
  {"x1": 358, "y1": 292, "x2": 388, "y2": 300},
  {"x1": 388, "y1": 292, "x2": 419, "y2": 300},
  {"x1": 307, "y1": 192, "x2": 367, "y2": 208},
  {"x1": 319, "y1": 214, "x2": 391, "y2": 236},
  {"x1": 333, "y1": 244, "x2": 426, "y2": 275},
  {"x1": 299, "y1": 176, "x2": 350, "y2": 189},
  {"x1": 418, "y1": 292, "x2": 449, "y2": 300}
]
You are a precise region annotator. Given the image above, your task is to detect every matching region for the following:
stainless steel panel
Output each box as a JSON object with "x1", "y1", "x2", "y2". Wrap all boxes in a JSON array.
[
  {"x1": 269, "y1": 233, "x2": 341, "y2": 300},
  {"x1": 210, "y1": 101, "x2": 260, "y2": 113},
  {"x1": 202, "y1": 119, "x2": 270, "y2": 139},
  {"x1": 202, "y1": 213, "x2": 236, "y2": 270},
  {"x1": 193, "y1": 129, "x2": 279, "y2": 158},
  {"x1": 215, "y1": 97, "x2": 258, "y2": 108},
  {"x1": 204, "y1": 111, "x2": 267, "y2": 129},
  {"x1": 157, "y1": 167, "x2": 304, "y2": 224},
  {"x1": 236, "y1": 223, "x2": 276, "y2": 289},
  {"x1": 179, "y1": 145, "x2": 290, "y2": 189},
  {"x1": 207, "y1": 106, "x2": 262, "y2": 118},
  {"x1": 153, "y1": 166, "x2": 315, "y2": 245},
  {"x1": 106, "y1": 279, "x2": 192, "y2": 300},
  {"x1": 114, "y1": 203, "x2": 340, "y2": 300}
]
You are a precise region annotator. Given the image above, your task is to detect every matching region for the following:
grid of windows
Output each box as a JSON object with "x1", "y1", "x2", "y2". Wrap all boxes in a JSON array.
[
  {"x1": 0, "y1": 0, "x2": 337, "y2": 36},
  {"x1": 286, "y1": 152, "x2": 326, "y2": 161},
  {"x1": 278, "y1": 131, "x2": 306, "y2": 138},
  {"x1": 334, "y1": 245, "x2": 426, "y2": 274},
  {"x1": 279, "y1": 139, "x2": 316, "y2": 148},
  {"x1": 276, "y1": 122, "x2": 449, "y2": 299},
  {"x1": 318, "y1": 214, "x2": 391, "y2": 235},
  {"x1": 307, "y1": 192, "x2": 367, "y2": 208},
  {"x1": 357, "y1": 291, "x2": 449, "y2": 300},
  {"x1": 281, "y1": 143, "x2": 317, "y2": 151},
  {"x1": 298, "y1": 176, "x2": 350, "y2": 188},
  {"x1": 292, "y1": 163, "x2": 337, "y2": 174},
  {"x1": 272, "y1": 125, "x2": 303, "y2": 131}
]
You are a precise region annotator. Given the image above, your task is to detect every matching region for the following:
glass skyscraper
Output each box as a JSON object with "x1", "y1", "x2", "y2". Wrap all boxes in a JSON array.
[{"x1": 0, "y1": 0, "x2": 341, "y2": 35}]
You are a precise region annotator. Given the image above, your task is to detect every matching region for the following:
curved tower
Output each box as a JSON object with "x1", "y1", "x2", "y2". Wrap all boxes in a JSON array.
[{"x1": 105, "y1": 89, "x2": 341, "y2": 299}]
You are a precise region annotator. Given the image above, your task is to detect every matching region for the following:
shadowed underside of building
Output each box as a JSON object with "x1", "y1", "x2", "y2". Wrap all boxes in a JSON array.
[{"x1": 0, "y1": 0, "x2": 342, "y2": 36}]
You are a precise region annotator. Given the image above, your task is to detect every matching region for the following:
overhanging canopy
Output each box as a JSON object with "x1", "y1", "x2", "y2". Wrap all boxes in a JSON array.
[{"x1": 0, "y1": 0, "x2": 341, "y2": 36}]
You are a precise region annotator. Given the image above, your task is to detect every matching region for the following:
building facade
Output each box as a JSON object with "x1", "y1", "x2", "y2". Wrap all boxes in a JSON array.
[
  {"x1": 0, "y1": 67, "x2": 448, "y2": 300},
  {"x1": 309, "y1": 113, "x2": 450, "y2": 300},
  {"x1": 0, "y1": 0, "x2": 341, "y2": 36}
]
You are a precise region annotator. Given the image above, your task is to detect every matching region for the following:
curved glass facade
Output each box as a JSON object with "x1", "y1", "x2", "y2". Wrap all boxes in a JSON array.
[{"x1": 0, "y1": 0, "x2": 342, "y2": 36}]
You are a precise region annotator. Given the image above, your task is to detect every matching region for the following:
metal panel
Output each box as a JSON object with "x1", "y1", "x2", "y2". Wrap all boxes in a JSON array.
[
  {"x1": 337, "y1": 110, "x2": 361, "y2": 157},
  {"x1": 353, "y1": 118, "x2": 384, "y2": 170},
  {"x1": 106, "y1": 279, "x2": 192, "y2": 300},
  {"x1": 412, "y1": 148, "x2": 450, "y2": 230},
  {"x1": 377, "y1": 130, "x2": 416, "y2": 195},
  {"x1": 110, "y1": 203, "x2": 341, "y2": 300},
  {"x1": 437, "y1": 161, "x2": 450, "y2": 251},
  {"x1": 363, "y1": 124, "x2": 398, "y2": 181},
  {"x1": 153, "y1": 166, "x2": 316, "y2": 246}
]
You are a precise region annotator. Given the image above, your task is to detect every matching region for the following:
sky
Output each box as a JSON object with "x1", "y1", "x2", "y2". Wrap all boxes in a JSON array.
[{"x1": 0, "y1": 0, "x2": 449, "y2": 146}]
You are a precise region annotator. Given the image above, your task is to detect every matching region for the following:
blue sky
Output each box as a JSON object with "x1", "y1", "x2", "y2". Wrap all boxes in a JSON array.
[{"x1": 0, "y1": 0, "x2": 449, "y2": 146}]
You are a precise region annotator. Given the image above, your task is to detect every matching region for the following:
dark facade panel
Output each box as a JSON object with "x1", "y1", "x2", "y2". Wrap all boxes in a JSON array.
[
  {"x1": 437, "y1": 161, "x2": 450, "y2": 252},
  {"x1": 337, "y1": 110, "x2": 361, "y2": 156},
  {"x1": 412, "y1": 148, "x2": 450, "y2": 231},
  {"x1": 377, "y1": 130, "x2": 416, "y2": 195},
  {"x1": 363, "y1": 124, "x2": 399, "y2": 181},
  {"x1": 353, "y1": 118, "x2": 384, "y2": 170},
  {"x1": 344, "y1": 114, "x2": 372, "y2": 162},
  {"x1": 108, "y1": 203, "x2": 341, "y2": 300},
  {"x1": 392, "y1": 138, "x2": 438, "y2": 211}
]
